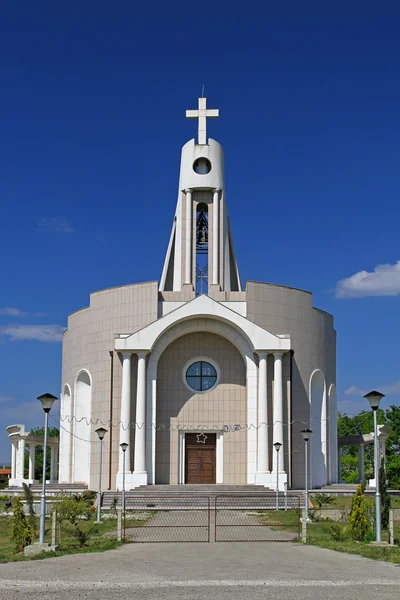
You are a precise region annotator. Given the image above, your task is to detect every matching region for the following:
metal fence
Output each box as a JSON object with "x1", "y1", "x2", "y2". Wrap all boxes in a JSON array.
[
  {"x1": 214, "y1": 495, "x2": 301, "y2": 542},
  {"x1": 123, "y1": 496, "x2": 211, "y2": 543},
  {"x1": 118, "y1": 494, "x2": 301, "y2": 543}
]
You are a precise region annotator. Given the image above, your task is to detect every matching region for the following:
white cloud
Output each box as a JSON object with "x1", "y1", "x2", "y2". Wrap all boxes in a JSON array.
[
  {"x1": 0, "y1": 324, "x2": 65, "y2": 342},
  {"x1": 344, "y1": 382, "x2": 400, "y2": 400},
  {"x1": 335, "y1": 260, "x2": 400, "y2": 298},
  {"x1": 0, "y1": 395, "x2": 13, "y2": 404},
  {"x1": 344, "y1": 385, "x2": 367, "y2": 397},
  {"x1": 37, "y1": 218, "x2": 74, "y2": 234},
  {"x1": 0, "y1": 307, "x2": 47, "y2": 318},
  {"x1": 0, "y1": 307, "x2": 26, "y2": 316},
  {"x1": 381, "y1": 381, "x2": 400, "y2": 395}
]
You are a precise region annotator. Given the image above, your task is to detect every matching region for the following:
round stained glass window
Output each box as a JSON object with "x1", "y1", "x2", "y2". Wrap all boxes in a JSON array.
[{"x1": 185, "y1": 360, "x2": 218, "y2": 392}]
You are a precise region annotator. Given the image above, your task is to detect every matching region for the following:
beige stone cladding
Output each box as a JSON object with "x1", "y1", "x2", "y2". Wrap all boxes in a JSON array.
[
  {"x1": 61, "y1": 281, "x2": 158, "y2": 490},
  {"x1": 246, "y1": 281, "x2": 336, "y2": 489},
  {"x1": 156, "y1": 331, "x2": 246, "y2": 484}
]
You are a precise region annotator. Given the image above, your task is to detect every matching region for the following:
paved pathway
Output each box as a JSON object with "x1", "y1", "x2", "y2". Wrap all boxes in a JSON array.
[{"x1": 0, "y1": 542, "x2": 399, "y2": 599}]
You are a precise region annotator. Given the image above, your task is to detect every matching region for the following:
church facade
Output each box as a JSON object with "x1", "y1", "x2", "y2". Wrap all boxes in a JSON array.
[{"x1": 59, "y1": 98, "x2": 337, "y2": 492}]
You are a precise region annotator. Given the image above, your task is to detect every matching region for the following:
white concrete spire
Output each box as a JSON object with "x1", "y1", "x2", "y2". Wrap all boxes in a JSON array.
[
  {"x1": 186, "y1": 97, "x2": 219, "y2": 145},
  {"x1": 160, "y1": 98, "x2": 241, "y2": 294}
]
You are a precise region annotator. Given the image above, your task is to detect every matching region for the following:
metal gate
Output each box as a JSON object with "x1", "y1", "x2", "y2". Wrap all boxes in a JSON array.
[
  {"x1": 123, "y1": 496, "x2": 211, "y2": 543},
  {"x1": 214, "y1": 495, "x2": 301, "y2": 542},
  {"x1": 121, "y1": 494, "x2": 300, "y2": 543}
]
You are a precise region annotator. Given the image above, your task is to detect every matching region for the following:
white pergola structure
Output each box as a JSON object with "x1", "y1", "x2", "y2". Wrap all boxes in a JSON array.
[
  {"x1": 338, "y1": 424, "x2": 391, "y2": 487},
  {"x1": 6, "y1": 424, "x2": 59, "y2": 487}
]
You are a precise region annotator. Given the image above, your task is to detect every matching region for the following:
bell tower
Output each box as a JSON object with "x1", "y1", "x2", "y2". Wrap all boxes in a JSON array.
[{"x1": 160, "y1": 97, "x2": 241, "y2": 295}]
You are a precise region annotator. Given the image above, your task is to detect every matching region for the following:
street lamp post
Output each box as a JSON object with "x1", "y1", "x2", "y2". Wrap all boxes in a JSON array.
[
  {"x1": 95, "y1": 427, "x2": 108, "y2": 523},
  {"x1": 364, "y1": 390, "x2": 385, "y2": 543},
  {"x1": 273, "y1": 442, "x2": 282, "y2": 510},
  {"x1": 301, "y1": 429, "x2": 313, "y2": 521},
  {"x1": 120, "y1": 442, "x2": 128, "y2": 539},
  {"x1": 37, "y1": 393, "x2": 58, "y2": 544}
]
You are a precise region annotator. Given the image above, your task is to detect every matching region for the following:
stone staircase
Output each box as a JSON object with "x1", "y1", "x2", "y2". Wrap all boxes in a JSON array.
[
  {"x1": 101, "y1": 484, "x2": 304, "y2": 509},
  {"x1": 6, "y1": 483, "x2": 88, "y2": 496}
]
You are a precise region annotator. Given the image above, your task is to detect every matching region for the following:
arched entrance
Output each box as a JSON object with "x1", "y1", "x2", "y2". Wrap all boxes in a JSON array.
[{"x1": 155, "y1": 331, "x2": 246, "y2": 484}]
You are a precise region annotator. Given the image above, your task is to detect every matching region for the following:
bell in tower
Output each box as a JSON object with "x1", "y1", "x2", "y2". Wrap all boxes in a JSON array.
[{"x1": 196, "y1": 204, "x2": 208, "y2": 251}]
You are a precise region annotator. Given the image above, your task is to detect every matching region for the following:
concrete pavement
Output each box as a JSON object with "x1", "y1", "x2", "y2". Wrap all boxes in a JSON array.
[{"x1": 0, "y1": 542, "x2": 399, "y2": 599}]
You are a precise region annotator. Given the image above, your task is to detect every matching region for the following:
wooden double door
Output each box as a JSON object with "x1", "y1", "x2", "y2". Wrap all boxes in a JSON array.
[{"x1": 185, "y1": 433, "x2": 216, "y2": 484}]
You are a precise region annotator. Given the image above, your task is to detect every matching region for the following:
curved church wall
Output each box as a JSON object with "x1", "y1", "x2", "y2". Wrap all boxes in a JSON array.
[
  {"x1": 156, "y1": 331, "x2": 246, "y2": 484},
  {"x1": 61, "y1": 281, "x2": 158, "y2": 489},
  {"x1": 246, "y1": 281, "x2": 336, "y2": 489}
]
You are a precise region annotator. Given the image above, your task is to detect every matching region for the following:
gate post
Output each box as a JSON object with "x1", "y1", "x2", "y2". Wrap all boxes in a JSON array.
[
  {"x1": 301, "y1": 509, "x2": 307, "y2": 544},
  {"x1": 117, "y1": 509, "x2": 122, "y2": 542},
  {"x1": 51, "y1": 509, "x2": 57, "y2": 546},
  {"x1": 389, "y1": 509, "x2": 394, "y2": 546}
]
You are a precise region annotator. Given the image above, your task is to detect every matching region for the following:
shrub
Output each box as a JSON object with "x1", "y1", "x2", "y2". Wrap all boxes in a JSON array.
[
  {"x1": 11, "y1": 497, "x2": 32, "y2": 552},
  {"x1": 330, "y1": 523, "x2": 348, "y2": 542},
  {"x1": 312, "y1": 493, "x2": 334, "y2": 508},
  {"x1": 54, "y1": 493, "x2": 97, "y2": 547},
  {"x1": 0, "y1": 495, "x2": 12, "y2": 512},
  {"x1": 348, "y1": 484, "x2": 370, "y2": 542}
]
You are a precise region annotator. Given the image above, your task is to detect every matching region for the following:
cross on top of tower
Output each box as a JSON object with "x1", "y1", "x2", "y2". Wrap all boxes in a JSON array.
[{"x1": 186, "y1": 97, "x2": 219, "y2": 145}]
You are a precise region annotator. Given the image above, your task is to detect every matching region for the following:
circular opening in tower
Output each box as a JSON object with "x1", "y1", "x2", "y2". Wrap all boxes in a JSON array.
[{"x1": 193, "y1": 158, "x2": 211, "y2": 174}]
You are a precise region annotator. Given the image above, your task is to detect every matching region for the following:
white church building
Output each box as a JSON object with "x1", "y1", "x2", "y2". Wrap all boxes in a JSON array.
[{"x1": 58, "y1": 97, "x2": 338, "y2": 492}]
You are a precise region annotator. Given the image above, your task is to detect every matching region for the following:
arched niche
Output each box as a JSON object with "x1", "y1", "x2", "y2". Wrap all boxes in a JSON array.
[
  {"x1": 309, "y1": 369, "x2": 327, "y2": 488},
  {"x1": 59, "y1": 384, "x2": 72, "y2": 483},
  {"x1": 73, "y1": 370, "x2": 92, "y2": 484}
]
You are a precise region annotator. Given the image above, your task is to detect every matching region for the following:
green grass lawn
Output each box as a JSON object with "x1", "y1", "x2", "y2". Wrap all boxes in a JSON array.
[
  {"x1": 306, "y1": 520, "x2": 400, "y2": 564},
  {"x1": 0, "y1": 508, "x2": 154, "y2": 563},
  {"x1": 0, "y1": 515, "x2": 120, "y2": 563}
]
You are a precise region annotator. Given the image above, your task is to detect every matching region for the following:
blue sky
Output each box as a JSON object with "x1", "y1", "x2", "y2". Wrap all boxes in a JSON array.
[{"x1": 1, "y1": 10, "x2": 400, "y2": 462}]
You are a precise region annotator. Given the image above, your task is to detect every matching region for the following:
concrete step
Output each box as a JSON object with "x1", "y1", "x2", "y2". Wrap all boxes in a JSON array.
[{"x1": 101, "y1": 485, "x2": 292, "y2": 508}]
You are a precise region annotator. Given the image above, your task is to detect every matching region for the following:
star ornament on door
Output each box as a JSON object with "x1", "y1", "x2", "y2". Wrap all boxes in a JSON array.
[{"x1": 196, "y1": 432, "x2": 207, "y2": 444}]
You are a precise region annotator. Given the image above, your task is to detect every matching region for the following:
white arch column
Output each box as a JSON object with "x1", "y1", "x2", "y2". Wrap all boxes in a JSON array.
[
  {"x1": 117, "y1": 351, "x2": 149, "y2": 489},
  {"x1": 11, "y1": 440, "x2": 17, "y2": 481},
  {"x1": 256, "y1": 352, "x2": 270, "y2": 484},
  {"x1": 212, "y1": 188, "x2": 220, "y2": 285},
  {"x1": 28, "y1": 443, "x2": 36, "y2": 482},
  {"x1": 16, "y1": 438, "x2": 25, "y2": 481},
  {"x1": 133, "y1": 352, "x2": 148, "y2": 483},
  {"x1": 118, "y1": 351, "x2": 132, "y2": 474},
  {"x1": 184, "y1": 188, "x2": 192, "y2": 285},
  {"x1": 271, "y1": 351, "x2": 287, "y2": 490}
]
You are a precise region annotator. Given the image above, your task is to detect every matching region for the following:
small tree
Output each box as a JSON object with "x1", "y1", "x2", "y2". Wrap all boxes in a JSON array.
[
  {"x1": 22, "y1": 482, "x2": 37, "y2": 534},
  {"x1": 11, "y1": 497, "x2": 32, "y2": 552},
  {"x1": 54, "y1": 493, "x2": 97, "y2": 547},
  {"x1": 379, "y1": 457, "x2": 391, "y2": 529},
  {"x1": 348, "y1": 484, "x2": 369, "y2": 542}
]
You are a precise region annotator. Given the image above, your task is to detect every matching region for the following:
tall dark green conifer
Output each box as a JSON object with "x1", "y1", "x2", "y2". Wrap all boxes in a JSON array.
[{"x1": 379, "y1": 457, "x2": 390, "y2": 530}]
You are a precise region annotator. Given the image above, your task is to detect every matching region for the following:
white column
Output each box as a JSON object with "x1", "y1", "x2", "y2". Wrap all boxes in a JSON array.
[
  {"x1": 272, "y1": 352, "x2": 284, "y2": 473},
  {"x1": 212, "y1": 188, "x2": 220, "y2": 285},
  {"x1": 11, "y1": 441, "x2": 17, "y2": 480},
  {"x1": 185, "y1": 188, "x2": 192, "y2": 285},
  {"x1": 257, "y1": 352, "x2": 269, "y2": 473},
  {"x1": 119, "y1": 351, "x2": 132, "y2": 473},
  {"x1": 16, "y1": 438, "x2": 25, "y2": 480},
  {"x1": 28, "y1": 444, "x2": 36, "y2": 480},
  {"x1": 134, "y1": 352, "x2": 147, "y2": 473},
  {"x1": 50, "y1": 446, "x2": 56, "y2": 482}
]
